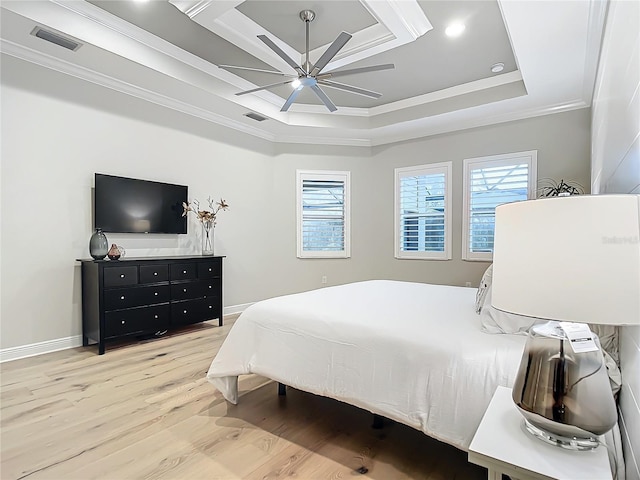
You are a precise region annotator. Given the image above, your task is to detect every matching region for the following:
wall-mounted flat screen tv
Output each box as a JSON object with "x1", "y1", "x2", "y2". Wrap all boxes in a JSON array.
[{"x1": 94, "y1": 174, "x2": 188, "y2": 234}]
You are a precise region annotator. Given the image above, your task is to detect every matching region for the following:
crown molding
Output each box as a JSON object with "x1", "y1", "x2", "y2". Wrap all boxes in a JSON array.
[
  {"x1": 273, "y1": 133, "x2": 373, "y2": 148},
  {"x1": 170, "y1": 0, "x2": 432, "y2": 73},
  {"x1": 0, "y1": 37, "x2": 591, "y2": 149},
  {"x1": 169, "y1": 0, "x2": 218, "y2": 19},
  {"x1": 5, "y1": 0, "x2": 291, "y2": 112},
  {"x1": 0, "y1": 39, "x2": 277, "y2": 143},
  {"x1": 368, "y1": 99, "x2": 590, "y2": 147},
  {"x1": 0, "y1": 0, "x2": 602, "y2": 148},
  {"x1": 1, "y1": 0, "x2": 536, "y2": 127},
  {"x1": 371, "y1": 71, "x2": 524, "y2": 116}
]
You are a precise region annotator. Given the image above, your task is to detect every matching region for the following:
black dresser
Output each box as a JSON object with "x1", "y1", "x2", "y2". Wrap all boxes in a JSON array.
[{"x1": 78, "y1": 256, "x2": 223, "y2": 354}]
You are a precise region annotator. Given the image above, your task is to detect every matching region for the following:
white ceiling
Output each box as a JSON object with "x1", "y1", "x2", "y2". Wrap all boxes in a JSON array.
[{"x1": 0, "y1": 0, "x2": 607, "y2": 147}]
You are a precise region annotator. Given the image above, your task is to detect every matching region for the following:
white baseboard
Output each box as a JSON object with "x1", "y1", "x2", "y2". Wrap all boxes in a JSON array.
[
  {"x1": 0, "y1": 302, "x2": 254, "y2": 363},
  {"x1": 0, "y1": 336, "x2": 83, "y2": 363},
  {"x1": 224, "y1": 302, "x2": 253, "y2": 316}
]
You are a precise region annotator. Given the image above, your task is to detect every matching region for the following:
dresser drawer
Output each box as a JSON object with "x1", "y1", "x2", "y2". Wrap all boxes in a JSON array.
[
  {"x1": 170, "y1": 263, "x2": 197, "y2": 281},
  {"x1": 201, "y1": 278, "x2": 220, "y2": 297},
  {"x1": 104, "y1": 266, "x2": 138, "y2": 287},
  {"x1": 171, "y1": 282, "x2": 199, "y2": 301},
  {"x1": 104, "y1": 284, "x2": 170, "y2": 311},
  {"x1": 198, "y1": 296, "x2": 220, "y2": 321},
  {"x1": 170, "y1": 279, "x2": 219, "y2": 301},
  {"x1": 170, "y1": 297, "x2": 219, "y2": 326},
  {"x1": 104, "y1": 304, "x2": 170, "y2": 338},
  {"x1": 198, "y1": 260, "x2": 221, "y2": 278},
  {"x1": 139, "y1": 265, "x2": 169, "y2": 284}
]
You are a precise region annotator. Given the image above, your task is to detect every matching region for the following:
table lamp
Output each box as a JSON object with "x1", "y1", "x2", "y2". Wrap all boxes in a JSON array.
[{"x1": 491, "y1": 194, "x2": 640, "y2": 450}]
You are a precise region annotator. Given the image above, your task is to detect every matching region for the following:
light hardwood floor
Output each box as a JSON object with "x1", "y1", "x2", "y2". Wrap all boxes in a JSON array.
[{"x1": 1, "y1": 317, "x2": 487, "y2": 480}]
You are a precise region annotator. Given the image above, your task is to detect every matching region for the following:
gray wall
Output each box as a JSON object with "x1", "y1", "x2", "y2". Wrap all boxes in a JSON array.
[
  {"x1": 1, "y1": 53, "x2": 590, "y2": 353},
  {"x1": 366, "y1": 112, "x2": 592, "y2": 286}
]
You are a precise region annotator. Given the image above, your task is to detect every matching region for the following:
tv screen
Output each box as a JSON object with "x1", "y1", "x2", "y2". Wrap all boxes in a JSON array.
[{"x1": 94, "y1": 174, "x2": 187, "y2": 234}]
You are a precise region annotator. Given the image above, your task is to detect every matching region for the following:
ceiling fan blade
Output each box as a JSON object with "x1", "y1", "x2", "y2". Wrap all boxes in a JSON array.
[
  {"x1": 317, "y1": 63, "x2": 395, "y2": 79},
  {"x1": 310, "y1": 32, "x2": 352, "y2": 76},
  {"x1": 310, "y1": 84, "x2": 337, "y2": 112},
  {"x1": 257, "y1": 35, "x2": 306, "y2": 75},
  {"x1": 236, "y1": 80, "x2": 293, "y2": 96},
  {"x1": 281, "y1": 87, "x2": 303, "y2": 112},
  {"x1": 318, "y1": 80, "x2": 382, "y2": 99},
  {"x1": 219, "y1": 65, "x2": 295, "y2": 77}
]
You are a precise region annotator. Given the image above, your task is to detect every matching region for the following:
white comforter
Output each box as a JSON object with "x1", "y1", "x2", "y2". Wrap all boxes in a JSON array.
[{"x1": 207, "y1": 280, "x2": 528, "y2": 450}]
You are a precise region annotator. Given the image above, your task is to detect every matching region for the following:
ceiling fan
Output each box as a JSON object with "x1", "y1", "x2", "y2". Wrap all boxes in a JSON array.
[{"x1": 219, "y1": 10, "x2": 394, "y2": 112}]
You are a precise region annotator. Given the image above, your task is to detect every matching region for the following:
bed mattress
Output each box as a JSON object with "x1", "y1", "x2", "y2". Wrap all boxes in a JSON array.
[{"x1": 206, "y1": 280, "x2": 528, "y2": 450}]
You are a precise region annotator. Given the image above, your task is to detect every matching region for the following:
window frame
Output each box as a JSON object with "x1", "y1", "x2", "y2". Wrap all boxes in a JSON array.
[
  {"x1": 296, "y1": 169, "x2": 351, "y2": 259},
  {"x1": 462, "y1": 150, "x2": 537, "y2": 261},
  {"x1": 394, "y1": 161, "x2": 453, "y2": 260}
]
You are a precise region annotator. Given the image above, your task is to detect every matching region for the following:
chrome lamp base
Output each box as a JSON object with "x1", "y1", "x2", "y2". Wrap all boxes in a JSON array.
[
  {"x1": 512, "y1": 322, "x2": 616, "y2": 451},
  {"x1": 521, "y1": 418, "x2": 600, "y2": 451}
]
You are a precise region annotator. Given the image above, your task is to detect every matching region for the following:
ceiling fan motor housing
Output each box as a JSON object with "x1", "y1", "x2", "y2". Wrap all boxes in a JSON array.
[{"x1": 300, "y1": 10, "x2": 315, "y2": 23}]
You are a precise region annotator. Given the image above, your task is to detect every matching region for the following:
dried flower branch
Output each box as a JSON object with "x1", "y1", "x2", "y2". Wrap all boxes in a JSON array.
[{"x1": 182, "y1": 197, "x2": 229, "y2": 225}]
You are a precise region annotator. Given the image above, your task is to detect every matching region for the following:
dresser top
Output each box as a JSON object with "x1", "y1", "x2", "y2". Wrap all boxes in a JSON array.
[{"x1": 77, "y1": 255, "x2": 225, "y2": 263}]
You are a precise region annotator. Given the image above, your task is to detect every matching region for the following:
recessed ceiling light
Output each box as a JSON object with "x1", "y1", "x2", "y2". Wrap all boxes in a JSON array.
[
  {"x1": 445, "y1": 23, "x2": 466, "y2": 38},
  {"x1": 491, "y1": 62, "x2": 505, "y2": 73}
]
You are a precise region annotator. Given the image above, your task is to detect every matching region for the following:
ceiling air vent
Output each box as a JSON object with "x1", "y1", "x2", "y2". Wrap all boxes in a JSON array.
[
  {"x1": 30, "y1": 26, "x2": 82, "y2": 51},
  {"x1": 244, "y1": 112, "x2": 268, "y2": 122}
]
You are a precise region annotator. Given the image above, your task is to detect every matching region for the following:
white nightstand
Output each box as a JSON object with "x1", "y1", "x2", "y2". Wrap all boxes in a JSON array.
[{"x1": 468, "y1": 386, "x2": 612, "y2": 480}]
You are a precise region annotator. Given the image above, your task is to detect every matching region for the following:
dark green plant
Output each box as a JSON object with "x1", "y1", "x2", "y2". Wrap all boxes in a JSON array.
[{"x1": 537, "y1": 178, "x2": 584, "y2": 197}]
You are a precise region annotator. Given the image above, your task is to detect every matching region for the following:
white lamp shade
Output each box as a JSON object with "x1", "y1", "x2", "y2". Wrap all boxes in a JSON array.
[{"x1": 492, "y1": 194, "x2": 640, "y2": 325}]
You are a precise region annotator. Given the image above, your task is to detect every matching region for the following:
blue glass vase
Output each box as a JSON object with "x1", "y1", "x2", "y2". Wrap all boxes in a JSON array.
[{"x1": 89, "y1": 228, "x2": 109, "y2": 260}]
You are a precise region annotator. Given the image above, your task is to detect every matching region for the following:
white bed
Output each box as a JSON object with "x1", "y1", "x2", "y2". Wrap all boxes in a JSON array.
[{"x1": 206, "y1": 280, "x2": 528, "y2": 451}]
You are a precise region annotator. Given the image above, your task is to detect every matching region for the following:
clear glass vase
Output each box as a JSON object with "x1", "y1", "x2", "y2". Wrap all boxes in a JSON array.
[{"x1": 202, "y1": 220, "x2": 214, "y2": 256}]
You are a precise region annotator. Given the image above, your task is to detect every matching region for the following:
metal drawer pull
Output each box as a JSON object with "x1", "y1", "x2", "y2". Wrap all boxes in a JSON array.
[
  {"x1": 209, "y1": 305, "x2": 212, "y2": 309},
  {"x1": 120, "y1": 274, "x2": 125, "y2": 278},
  {"x1": 208, "y1": 285, "x2": 212, "y2": 289},
  {"x1": 183, "y1": 288, "x2": 187, "y2": 292},
  {"x1": 121, "y1": 320, "x2": 125, "y2": 325},
  {"x1": 154, "y1": 315, "x2": 158, "y2": 319},
  {"x1": 208, "y1": 268, "x2": 212, "y2": 272},
  {"x1": 183, "y1": 270, "x2": 187, "y2": 274},
  {"x1": 120, "y1": 296, "x2": 125, "y2": 300},
  {"x1": 154, "y1": 272, "x2": 158, "y2": 276},
  {"x1": 183, "y1": 310, "x2": 187, "y2": 314},
  {"x1": 154, "y1": 292, "x2": 158, "y2": 296}
]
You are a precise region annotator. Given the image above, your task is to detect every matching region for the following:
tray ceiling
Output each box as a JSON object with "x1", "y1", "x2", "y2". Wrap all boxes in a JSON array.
[{"x1": 0, "y1": 0, "x2": 606, "y2": 146}]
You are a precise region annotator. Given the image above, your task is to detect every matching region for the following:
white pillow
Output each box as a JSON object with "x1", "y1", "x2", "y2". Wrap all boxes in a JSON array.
[
  {"x1": 589, "y1": 324, "x2": 619, "y2": 364},
  {"x1": 479, "y1": 286, "x2": 542, "y2": 334},
  {"x1": 475, "y1": 264, "x2": 493, "y2": 314}
]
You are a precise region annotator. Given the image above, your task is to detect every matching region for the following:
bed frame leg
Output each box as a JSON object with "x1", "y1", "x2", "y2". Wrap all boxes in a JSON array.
[
  {"x1": 278, "y1": 382, "x2": 286, "y2": 396},
  {"x1": 372, "y1": 414, "x2": 384, "y2": 429}
]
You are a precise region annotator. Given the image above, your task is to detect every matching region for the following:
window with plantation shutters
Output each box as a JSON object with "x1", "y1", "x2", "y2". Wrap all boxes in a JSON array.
[
  {"x1": 395, "y1": 162, "x2": 452, "y2": 260},
  {"x1": 462, "y1": 151, "x2": 537, "y2": 261},
  {"x1": 296, "y1": 170, "x2": 350, "y2": 258}
]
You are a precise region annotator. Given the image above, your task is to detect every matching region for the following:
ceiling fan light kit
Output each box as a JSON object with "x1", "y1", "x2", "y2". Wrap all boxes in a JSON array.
[{"x1": 220, "y1": 10, "x2": 394, "y2": 112}]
